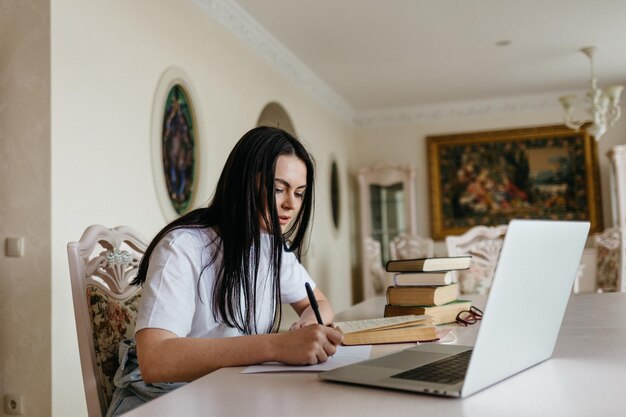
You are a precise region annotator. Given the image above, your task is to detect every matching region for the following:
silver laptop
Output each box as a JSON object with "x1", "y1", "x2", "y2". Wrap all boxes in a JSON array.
[{"x1": 321, "y1": 219, "x2": 590, "y2": 397}]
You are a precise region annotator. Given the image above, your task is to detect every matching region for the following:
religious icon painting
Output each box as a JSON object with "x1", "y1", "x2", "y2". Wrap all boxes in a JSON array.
[{"x1": 161, "y1": 84, "x2": 196, "y2": 215}]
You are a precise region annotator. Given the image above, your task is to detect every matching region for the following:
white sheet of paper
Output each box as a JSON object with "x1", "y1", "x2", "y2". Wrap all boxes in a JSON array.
[{"x1": 241, "y1": 345, "x2": 372, "y2": 373}]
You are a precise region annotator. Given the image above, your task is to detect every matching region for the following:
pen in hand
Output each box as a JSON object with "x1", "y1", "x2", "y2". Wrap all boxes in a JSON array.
[{"x1": 305, "y1": 282, "x2": 324, "y2": 325}]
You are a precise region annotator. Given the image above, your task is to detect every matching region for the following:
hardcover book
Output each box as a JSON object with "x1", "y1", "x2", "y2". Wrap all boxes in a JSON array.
[
  {"x1": 386, "y1": 283, "x2": 459, "y2": 306},
  {"x1": 333, "y1": 315, "x2": 437, "y2": 345},
  {"x1": 393, "y1": 271, "x2": 454, "y2": 286},
  {"x1": 386, "y1": 256, "x2": 471, "y2": 273},
  {"x1": 384, "y1": 299, "x2": 472, "y2": 325}
]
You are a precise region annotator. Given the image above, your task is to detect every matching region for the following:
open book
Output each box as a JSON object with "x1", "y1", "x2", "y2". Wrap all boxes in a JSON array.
[{"x1": 333, "y1": 315, "x2": 437, "y2": 345}]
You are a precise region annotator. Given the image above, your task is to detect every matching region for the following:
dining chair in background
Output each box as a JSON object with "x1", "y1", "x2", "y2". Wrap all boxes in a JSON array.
[
  {"x1": 595, "y1": 226, "x2": 625, "y2": 292},
  {"x1": 388, "y1": 233, "x2": 435, "y2": 261},
  {"x1": 445, "y1": 224, "x2": 508, "y2": 295},
  {"x1": 362, "y1": 237, "x2": 389, "y2": 299}
]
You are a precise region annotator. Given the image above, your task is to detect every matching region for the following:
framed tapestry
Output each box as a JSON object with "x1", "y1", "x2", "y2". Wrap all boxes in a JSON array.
[{"x1": 427, "y1": 124, "x2": 602, "y2": 240}]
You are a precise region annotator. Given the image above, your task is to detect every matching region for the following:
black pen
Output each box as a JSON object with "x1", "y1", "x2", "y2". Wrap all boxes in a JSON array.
[{"x1": 305, "y1": 282, "x2": 324, "y2": 325}]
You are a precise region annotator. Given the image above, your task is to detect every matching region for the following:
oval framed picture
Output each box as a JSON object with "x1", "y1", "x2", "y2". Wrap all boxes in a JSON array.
[
  {"x1": 151, "y1": 67, "x2": 201, "y2": 220},
  {"x1": 330, "y1": 157, "x2": 341, "y2": 232}
]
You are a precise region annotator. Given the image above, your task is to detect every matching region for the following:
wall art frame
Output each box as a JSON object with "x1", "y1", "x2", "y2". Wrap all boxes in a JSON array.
[
  {"x1": 151, "y1": 67, "x2": 202, "y2": 221},
  {"x1": 329, "y1": 157, "x2": 341, "y2": 233},
  {"x1": 427, "y1": 124, "x2": 602, "y2": 240}
]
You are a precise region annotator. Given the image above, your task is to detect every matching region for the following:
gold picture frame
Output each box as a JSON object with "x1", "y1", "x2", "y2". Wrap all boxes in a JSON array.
[{"x1": 427, "y1": 124, "x2": 602, "y2": 240}]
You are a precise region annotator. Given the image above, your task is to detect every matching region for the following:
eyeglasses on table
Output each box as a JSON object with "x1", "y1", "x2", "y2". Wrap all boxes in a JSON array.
[{"x1": 455, "y1": 306, "x2": 483, "y2": 326}]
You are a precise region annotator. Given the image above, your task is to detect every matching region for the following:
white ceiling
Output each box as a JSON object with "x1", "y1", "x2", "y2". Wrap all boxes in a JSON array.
[{"x1": 216, "y1": 0, "x2": 626, "y2": 118}]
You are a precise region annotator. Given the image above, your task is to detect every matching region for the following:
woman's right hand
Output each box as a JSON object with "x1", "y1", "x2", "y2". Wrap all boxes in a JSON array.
[{"x1": 273, "y1": 324, "x2": 344, "y2": 365}]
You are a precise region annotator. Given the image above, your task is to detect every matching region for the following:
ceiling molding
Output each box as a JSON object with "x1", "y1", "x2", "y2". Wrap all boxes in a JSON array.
[
  {"x1": 193, "y1": 0, "x2": 355, "y2": 123},
  {"x1": 191, "y1": 1, "x2": 600, "y2": 129},
  {"x1": 353, "y1": 93, "x2": 568, "y2": 128}
]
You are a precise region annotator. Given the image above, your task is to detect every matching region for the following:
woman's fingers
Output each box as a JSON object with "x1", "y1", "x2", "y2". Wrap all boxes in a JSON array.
[
  {"x1": 313, "y1": 325, "x2": 342, "y2": 361},
  {"x1": 278, "y1": 324, "x2": 344, "y2": 365},
  {"x1": 325, "y1": 325, "x2": 344, "y2": 346},
  {"x1": 322, "y1": 340, "x2": 337, "y2": 357},
  {"x1": 316, "y1": 347, "x2": 329, "y2": 363}
]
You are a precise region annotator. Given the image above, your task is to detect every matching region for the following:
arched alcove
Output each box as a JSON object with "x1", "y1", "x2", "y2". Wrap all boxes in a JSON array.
[{"x1": 257, "y1": 102, "x2": 296, "y2": 136}]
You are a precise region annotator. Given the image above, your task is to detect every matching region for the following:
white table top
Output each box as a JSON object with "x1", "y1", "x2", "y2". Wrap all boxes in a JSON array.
[{"x1": 124, "y1": 293, "x2": 626, "y2": 417}]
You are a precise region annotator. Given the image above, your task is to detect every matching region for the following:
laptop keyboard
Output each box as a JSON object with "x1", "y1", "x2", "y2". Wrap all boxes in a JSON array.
[{"x1": 391, "y1": 350, "x2": 472, "y2": 385}]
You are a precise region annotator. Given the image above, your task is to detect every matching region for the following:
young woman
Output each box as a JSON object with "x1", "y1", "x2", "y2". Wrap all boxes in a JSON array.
[{"x1": 107, "y1": 127, "x2": 343, "y2": 416}]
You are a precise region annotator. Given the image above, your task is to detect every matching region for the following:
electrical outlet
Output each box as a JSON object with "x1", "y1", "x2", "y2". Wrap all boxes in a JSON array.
[{"x1": 3, "y1": 394, "x2": 24, "y2": 415}]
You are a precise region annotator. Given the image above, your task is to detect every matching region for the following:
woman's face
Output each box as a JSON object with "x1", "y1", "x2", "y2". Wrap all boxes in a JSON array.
[{"x1": 266, "y1": 154, "x2": 307, "y2": 233}]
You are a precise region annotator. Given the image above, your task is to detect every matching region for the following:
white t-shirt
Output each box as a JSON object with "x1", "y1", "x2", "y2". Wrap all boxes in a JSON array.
[{"x1": 135, "y1": 227, "x2": 315, "y2": 338}]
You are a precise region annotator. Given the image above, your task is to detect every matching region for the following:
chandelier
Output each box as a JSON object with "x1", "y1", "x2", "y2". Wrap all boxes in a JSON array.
[{"x1": 558, "y1": 47, "x2": 623, "y2": 141}]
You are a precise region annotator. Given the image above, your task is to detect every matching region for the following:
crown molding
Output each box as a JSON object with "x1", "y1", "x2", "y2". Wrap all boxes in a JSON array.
[
  {"x1": 193, "y1": 0, "x2": 355, "y2": 123},
  {"x1": 191, "y1": 1, "x2": 597, "y2": 129},
  {"x1": 353, "y1": 93, "x2": 569, "y2": 128}
]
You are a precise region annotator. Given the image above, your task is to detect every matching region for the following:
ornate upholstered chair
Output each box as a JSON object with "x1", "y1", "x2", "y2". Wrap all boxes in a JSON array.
[
  {"x1": 389, "y1": 233, "x2": 435, "y2": 260},
  {"x1": 595, "y1": 226, "x2": 625, "y2": 292},
  {"x1": 363, "y1": 237, "x2": 390, "y2": 299},
  {"x1": 445, "y1": 225, "x2": 508, "y2": 294},
  {"x1": 67, "y1": 225, "x2": 148, "y2": 417}
]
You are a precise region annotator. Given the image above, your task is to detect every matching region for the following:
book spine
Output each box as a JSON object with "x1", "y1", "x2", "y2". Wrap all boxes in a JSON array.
[
  {"x1": 384, "y1": 304, "x2": 426, "y2": 317},
  {"x1": 384, "y1": 301, "x2": 472, "y2": 325},
  {"x1": 386, "y1": 283, "x2": 459, "y2": 306},
  {"x1": 386, "y1": 286, "x2": 436, "y2": 306},
  {"x1": 392, "y1": 273, "x2": 452, "y2": 286}
]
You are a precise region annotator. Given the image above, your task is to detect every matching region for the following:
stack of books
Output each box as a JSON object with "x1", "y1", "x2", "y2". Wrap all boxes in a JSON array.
[{"x1": 383, "y1": 256, "x2": 472, "y2": 325}]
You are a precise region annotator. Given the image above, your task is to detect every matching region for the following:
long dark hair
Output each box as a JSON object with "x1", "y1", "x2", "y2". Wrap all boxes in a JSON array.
[{"x1": 133, "y1": 126, "x2": 315, "y2": 334}]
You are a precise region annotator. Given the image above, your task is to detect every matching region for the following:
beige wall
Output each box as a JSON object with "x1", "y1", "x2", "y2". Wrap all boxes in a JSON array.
[
  {"x1": 50, "y1": 1, "x2": 353, "y2": 415},
  {"x1": 0, "y1": 0, "x2": 51, "y2": 416}
]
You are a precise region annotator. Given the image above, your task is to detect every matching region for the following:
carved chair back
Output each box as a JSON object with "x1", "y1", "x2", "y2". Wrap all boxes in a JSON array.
[
  {"x1": 363, "y1": 237, "x2": 390, "y2": 299},
  {"x1": 67, "y1": 225, "x2": 148, "y2": 417},
  {"x1": 595, "y1": 226, "x2": 625, "y2": 292},
  {"x1": 445, "y1": 225, "x2": 508, "y2": 294},
  {"x1": 389, "y1": 233, "x2": 435, "y2": 260}
]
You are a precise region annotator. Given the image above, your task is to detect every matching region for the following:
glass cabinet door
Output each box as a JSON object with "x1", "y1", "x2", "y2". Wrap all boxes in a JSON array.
[
  {"x1": 369, "y1": 183, "x2": 407, "y2": 264},
  {"x1": 357, "y1": 163, "x2": 417, "y2": 300}
]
